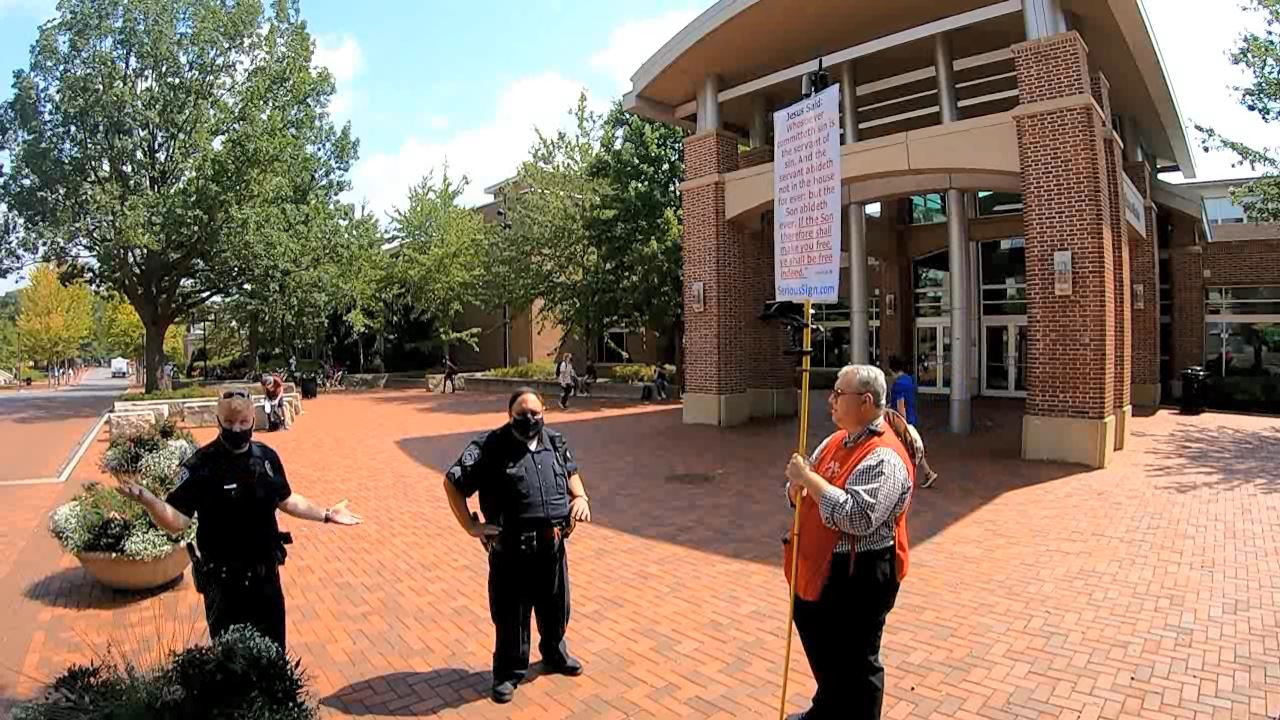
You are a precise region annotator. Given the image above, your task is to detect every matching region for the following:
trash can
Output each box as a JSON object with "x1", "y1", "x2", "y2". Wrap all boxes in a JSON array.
[
  {"x1": 299, "y1": 377, "x2": 318, "y2": 399},
  {"x1": 1180, "y1": 366, "x2": 1210, "y2": 414}
]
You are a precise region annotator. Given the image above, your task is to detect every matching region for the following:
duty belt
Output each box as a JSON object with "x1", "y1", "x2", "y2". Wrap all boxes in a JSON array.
[{"x1": 484, "y1": 518, "x2": 575, "y2": 554}]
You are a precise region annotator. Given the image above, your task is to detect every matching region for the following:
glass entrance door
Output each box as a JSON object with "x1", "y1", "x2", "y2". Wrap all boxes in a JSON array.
[
  {"x1": 914, "y1": 321, "x2": 951, "y2": 394},
  {"x1": 981, "y1": 317, "x2": 1028, "y2": 397}
]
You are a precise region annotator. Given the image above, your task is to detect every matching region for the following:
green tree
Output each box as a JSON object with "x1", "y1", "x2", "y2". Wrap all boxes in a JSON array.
[
  {"x1": 1198, "y1": 0, "x2": 1280, "y2": 220},
  {"x1": 589, "y1": 101, "x2": 685, "y2": 347},
  {"x1": 0, "y1": 0, "x2": 358, "y2": 390},
  {"x1": 501, "y1": 94, "x2": 685, "y2": 361},
  {"x1": 503, "y1": 95, "x2": 612, "y2": 357},
  {"x1": 388, "y1": 169, "x2": 494, "y2": 365},
  {"x1": 16, "y1": 265, "x2": 93, "y2": 374}
]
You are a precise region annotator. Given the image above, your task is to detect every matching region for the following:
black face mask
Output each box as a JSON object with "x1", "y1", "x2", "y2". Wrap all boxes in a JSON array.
[
  {"x1": 510, "y1": 413, "x2": 544, "y2": 441},
  {"x1": 219, "y1": 423, "x2": 253, "y2": 452}
]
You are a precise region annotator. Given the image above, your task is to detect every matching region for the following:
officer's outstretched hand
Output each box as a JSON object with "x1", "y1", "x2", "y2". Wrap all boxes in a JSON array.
[
  {"x1": 328, "y1": 500, "x2": 363, "y2": 526},
  {"x1": 468, "y1": 522, "x2": 501, "y2": 539},
  {"x1": 569, "y1": 497, "x2": 592, "y2": 523}
]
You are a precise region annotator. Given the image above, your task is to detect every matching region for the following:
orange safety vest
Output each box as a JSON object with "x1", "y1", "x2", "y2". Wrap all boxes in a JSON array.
[{"x1": 784, "y1": 426, "x2": 914, "y2": 602}]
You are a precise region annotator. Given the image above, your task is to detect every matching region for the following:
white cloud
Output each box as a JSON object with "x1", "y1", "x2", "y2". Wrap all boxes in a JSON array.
[
  {"x1": 428, "y1": 115, "x2": 450, "y2": 131},
  {"x1": 313, "y1": 34, "x2": 363, "y2": 117},
  {"x1": 1148, "y1": 3, "x2": 1274, "y2": 181},
  {"x1": 590, "y1": 8, "x2": 699, "y2": 92},
  {"x1": 349, "y1": 72, "x2": 591, "y2": 217}
]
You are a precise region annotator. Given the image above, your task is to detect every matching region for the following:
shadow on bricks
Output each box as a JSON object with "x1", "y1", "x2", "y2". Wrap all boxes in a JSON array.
[
  {"x1": 395, "y1": 394, "x2": 1086, "y2": 565},
  {"x1": 1136, "y1": 417, "x2": 1280, "y2": 494},
  {"x1": 23, "y1": 566, "x2": 187, "y2": 610},
  {"x1": 320, "y1": 668, "x2": 490, "y2": 716}
]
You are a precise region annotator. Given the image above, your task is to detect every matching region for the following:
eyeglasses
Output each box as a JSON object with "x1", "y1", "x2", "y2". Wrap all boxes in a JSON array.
[
  {"x1": 830, "y1": 388, "x2": 870, "y2": 403},
  {"x1": 222, "y1": 390, "x2": 250, "y2": 400}
]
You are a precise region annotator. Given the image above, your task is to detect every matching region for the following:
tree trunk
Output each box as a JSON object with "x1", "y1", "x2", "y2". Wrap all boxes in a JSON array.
[
  {"x1": 248, "y1": 314, "x2": 261, "y2": 373},
  {"x1": 357, "y1": 337, "x2": 365, "y2": 373},
  {"x1": 143, "y1": 318, "x2": 169, "y2": 393}
]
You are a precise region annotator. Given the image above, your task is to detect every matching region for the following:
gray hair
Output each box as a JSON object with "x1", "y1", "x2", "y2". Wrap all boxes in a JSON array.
[{"x1": 836, "y1": 364, "x2": 888, "y2": 409}]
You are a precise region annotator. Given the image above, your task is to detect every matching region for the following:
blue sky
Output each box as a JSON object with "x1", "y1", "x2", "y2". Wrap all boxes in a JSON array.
[{"x1": 0, "y1": 1, "x2": 1272, "y2": 293}]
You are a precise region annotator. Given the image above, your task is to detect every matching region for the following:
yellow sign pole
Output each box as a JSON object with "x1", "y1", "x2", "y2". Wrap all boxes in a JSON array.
[{"x1": 777, "y1": 298, "x2": 813, "y2": 720}]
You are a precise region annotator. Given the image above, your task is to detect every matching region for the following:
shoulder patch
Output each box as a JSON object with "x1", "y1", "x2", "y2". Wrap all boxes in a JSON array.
[
  {"x1": 264, "y1": 459, "x2": 274, "y2": 477},
  {"x1": 460, "y1": 444, "x2": 481, "y2": 466},
  {"x1": 175, "y1": 466, "x2": 191, "y2": 489}
]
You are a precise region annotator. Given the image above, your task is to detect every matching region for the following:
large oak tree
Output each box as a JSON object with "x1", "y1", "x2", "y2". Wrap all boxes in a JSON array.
[{"x1": 0, "y1": 0, "x2": 357, "y2": 390}]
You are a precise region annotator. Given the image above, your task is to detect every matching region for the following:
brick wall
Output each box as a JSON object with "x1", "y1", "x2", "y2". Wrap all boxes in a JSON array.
[
  {"x1": 739, "y1": 146, "x2": 774, "y2": 169},
  {"x1": 1013, "y1": 32, "x2": 1116, "y2": 420},
  {"x1": 682, "y1": 132, "x2": 747, "y2": 395},
  {"x1": 741, "y1": 225, "x2": 792, "y2": 389},
  {"x1": 1012, "y1": 32, "x2": 1092, "y2": 105},
  {"x1": 685, "y1": 131, "x2": 739, "y2": 180},
  {"x1": 1126, "y1": 162, "x2": 1160, "y2": 387},
  {"x1": 1092, "y1": 73, "x2": 1132, "y2": 412},
  {"x1": 1170, "y1": 247, "x2": 1204, "y2": 374}
]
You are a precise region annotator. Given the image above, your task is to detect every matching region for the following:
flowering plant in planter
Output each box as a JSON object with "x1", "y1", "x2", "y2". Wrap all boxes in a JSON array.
[{"x1": 49, "y1": 420, "x2": 198, "y2": 563}]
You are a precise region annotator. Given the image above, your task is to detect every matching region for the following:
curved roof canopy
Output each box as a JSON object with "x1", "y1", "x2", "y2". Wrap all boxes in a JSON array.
[{"x1": 625, "y1": 0, "x2": 1195, "y2": 177}]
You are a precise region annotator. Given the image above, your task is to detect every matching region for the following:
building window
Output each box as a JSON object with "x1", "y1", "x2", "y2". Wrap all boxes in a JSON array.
[
  {"x1": 1204, "y1": 196, "x2": 1248, "y2": 225},
  {"x1": 596, "y1": 329, "x2": 628, "y2": 364},
  {"x1": 979, "y1": 238, "x2": 1027, "y2": 316},
  {"x1": 909, "y1": 193, "x2": 947, "y2": 225},
  {"x1": 1203, "y1": 287, "x2": 1280, "y2": 381},
  {"x1": 1205, "y1": 286, "x2": 1280, "y2": 316},
  {"x1": 866, "y1": 202, "x2": 882, "y2": 219},
  {"x1": 809, "y1": 298, "x2": 880, "y2": 369},
  {"x1": 913, "y1": 250, "x2": 949, "y2": 318},
  {"x1": 1158, "y1": 249, "x2": 1172, "y2": 324},
  {"x1": 976, "y1": 191, "x2": 1024, "y2": 217}
]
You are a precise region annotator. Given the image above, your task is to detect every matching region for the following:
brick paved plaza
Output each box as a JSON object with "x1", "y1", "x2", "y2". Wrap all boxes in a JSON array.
[{"x1": 1, "y1": 389, "x2": 1278, "y2": 719}]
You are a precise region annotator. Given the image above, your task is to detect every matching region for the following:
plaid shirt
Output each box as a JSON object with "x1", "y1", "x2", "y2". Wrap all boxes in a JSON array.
[{"x1": 806, "y1": 418, "x2": 912, "y2": 554}]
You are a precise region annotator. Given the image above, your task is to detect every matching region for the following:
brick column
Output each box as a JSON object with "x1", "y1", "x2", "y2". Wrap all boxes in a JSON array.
[
  {"x1": 741, "y1": 223, "x2": 796, "y2": 418},
  {"x1": 1126, "y1": 161, "x2": 1161, "y2": 406},
  {"x1": 1013, "y1": 32, "x2": 1118, "y2": 468},
  {"x1": 680, "y1": 130, "x2": 750, "y2": 426},
  {"x1": 1170, "y1": 245, "x2": 1204, "y2": 396},
  {"x1": 1091, "y1": 73, "x2": 1133, "y2": 451}
]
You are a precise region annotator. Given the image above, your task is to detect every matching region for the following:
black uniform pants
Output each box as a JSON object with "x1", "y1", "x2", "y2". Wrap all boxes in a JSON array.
[
  {"x1": 792, "y1": 547, "x2": 899, "y2": 720},
  {"x1": 488, "y1": 534, "x2": 571, "y2": 684},
  {"x1": 202, "y1": 565, "x2": 287, "y2": 650}
]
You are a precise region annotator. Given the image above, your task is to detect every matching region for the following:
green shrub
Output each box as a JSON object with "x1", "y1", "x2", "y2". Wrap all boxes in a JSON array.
[
  {"x1": 49, "y1": 422, "x2": 199, "y2": 561},
  {"x1": 13, "y1": 625, "x2": 318, "y2": 720},
  {"x1": 488, "y1": 360, "x2": 557, "y2": 380},
  {"x1": 609, "y1": 364, "x2": 677, "y2": 384}
]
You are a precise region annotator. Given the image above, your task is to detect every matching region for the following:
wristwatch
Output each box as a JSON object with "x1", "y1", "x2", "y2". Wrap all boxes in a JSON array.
[{"x1": 323, "y1": 508, "x2": 332, "y2": 524}]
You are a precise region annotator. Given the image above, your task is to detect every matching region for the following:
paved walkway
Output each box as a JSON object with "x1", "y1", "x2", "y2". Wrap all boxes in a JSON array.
[
  {"x1": 0, "y1": 368, "x2": 126, "y2": 482},
  {"x1": 0, "y1": 389, "x2": 1277, "y2": 719}
]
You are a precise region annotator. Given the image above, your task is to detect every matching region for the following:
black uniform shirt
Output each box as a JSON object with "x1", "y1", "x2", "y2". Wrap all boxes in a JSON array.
[
  {"x1": 447, "y1": 426, "x2": 579, "y2": 527},
  {"x1": 167, "y1": 440, "x2": 292, "y2": 566}
]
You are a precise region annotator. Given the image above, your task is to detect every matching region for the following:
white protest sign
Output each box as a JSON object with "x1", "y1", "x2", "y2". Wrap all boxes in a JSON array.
[{"x1": 773, "y1": 83, "x2": 843, "y2": 304}]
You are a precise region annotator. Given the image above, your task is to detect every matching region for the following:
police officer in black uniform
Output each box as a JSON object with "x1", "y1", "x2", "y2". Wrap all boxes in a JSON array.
[
  {"x1": 122, "y1": 390, "x2": 362, "y2": 650},
  {"x1": 444, "y1": 387, "x2": 592, "y2": 704}
]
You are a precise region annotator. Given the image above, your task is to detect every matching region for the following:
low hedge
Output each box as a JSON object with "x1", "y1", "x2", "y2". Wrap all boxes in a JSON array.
[
  {"x1": 121, "y1": 387, "x2": 222, "y2": 401},
  {"x1": 608, "y1": 364, "x2": 677, "y2": 384},
  {"x1": 488, "y1": 361, "x2": 557, "y2": 381}
]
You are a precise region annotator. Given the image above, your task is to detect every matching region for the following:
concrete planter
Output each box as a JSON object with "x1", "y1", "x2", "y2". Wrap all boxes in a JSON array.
[
  {"x1": 75, "y1": 545, "x2": 189, "y2": 591},
  {"x1": 341, "y1": 373, "x2": 389, "y2": 390},
  {"x1": 112, "y1": 394, "x2": 303, "y2": 434}
]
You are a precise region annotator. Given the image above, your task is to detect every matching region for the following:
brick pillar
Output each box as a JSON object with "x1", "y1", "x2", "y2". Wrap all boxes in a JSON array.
[
  {"x1": 1125, "y1": 161, "x2": 1160, "y2": 407},
  {"x1": 1091, "y1": 73, "x2": 1133, "y2": 450},
  {"x1": 1170, "y1": 246, "x2": 1204, "y2": 396},
  {"x1": 680, "y1": 130, "x2": 750, "y2": 425},
  {"x1": 1013, "y1": 32, "x2": 1118, "y2": 468},
  {"x1": 741, "y1": 223, "x2": 796, "y2": 418}
]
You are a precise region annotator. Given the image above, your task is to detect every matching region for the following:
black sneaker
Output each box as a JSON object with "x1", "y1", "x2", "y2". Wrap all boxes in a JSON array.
[
  {"x1": 543, "y1": 656, "x2": 584, "y2": 677},
  {"x1": 492, "y1": 680, "x2": 517, "y2": 704}
]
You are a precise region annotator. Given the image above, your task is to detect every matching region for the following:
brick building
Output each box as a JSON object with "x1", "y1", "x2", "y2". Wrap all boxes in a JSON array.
[{"x1": 622, "y1": 0, "x2": 1280, "y2": 468}]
